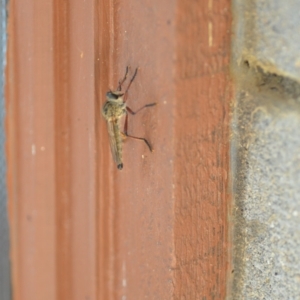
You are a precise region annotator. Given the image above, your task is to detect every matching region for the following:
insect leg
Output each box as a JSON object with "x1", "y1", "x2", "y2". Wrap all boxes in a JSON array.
[
  {"x1": 124, "y1": 113, "x2": 129, "y2": 134},
  {"x1": 123, "y1": 68, "x2": 138, "y2": 102},
  {"x1": 123, "y1": 114, "x2": 153, "y2": 152},
  {"x1": 126, "y1": 103, "x2": 156, "y2": 115},
  {"x1": 117, "y1": 66, "x2": 129, "y2": 91}
]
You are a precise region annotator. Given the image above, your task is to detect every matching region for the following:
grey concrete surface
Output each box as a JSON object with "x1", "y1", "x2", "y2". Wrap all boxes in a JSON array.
[
  {"x1": 231, "y1": 1, "x2": 300, "y2": 299},
  {"x1": 233, "y1": 0, "x2": 300, "y2": 81}
]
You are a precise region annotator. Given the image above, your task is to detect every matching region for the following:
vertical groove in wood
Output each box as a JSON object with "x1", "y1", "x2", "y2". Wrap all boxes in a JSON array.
[
  {"x1": 53, "y1": 1, "x2": 72, "y2": 299},
  {"x1": 6, "y1": 0, "x2": 19, "y2": 298},
  {"x1": 96, "y1": 0, "x2": 116, "y2": 299}
]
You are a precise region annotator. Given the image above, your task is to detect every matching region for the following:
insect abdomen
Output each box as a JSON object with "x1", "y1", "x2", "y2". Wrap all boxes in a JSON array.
[{"x1": 113, "y1": 121, "x2": 123, "y2": 165}]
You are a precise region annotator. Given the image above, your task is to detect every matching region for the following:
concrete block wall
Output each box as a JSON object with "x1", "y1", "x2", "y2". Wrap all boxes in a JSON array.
[{"x1": 231, "y1": 1, "x2": 300, "y2": 299}]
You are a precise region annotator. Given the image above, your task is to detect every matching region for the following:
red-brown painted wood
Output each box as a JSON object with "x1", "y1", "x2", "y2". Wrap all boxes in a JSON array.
[
  {"x1": 174, "y1": 1, "x2": 231, "y2": 297},
  {"x1": 7, "y1": 0, "x2": 97, "y2": 299},
  {"x1": 7, "y1": 0, "x2": 232, "y2": 299}
]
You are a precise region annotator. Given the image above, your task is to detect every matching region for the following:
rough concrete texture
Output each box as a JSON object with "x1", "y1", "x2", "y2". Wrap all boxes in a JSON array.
[
  {"x1": 230, "y1": 60, "x2": 300, "y2": 298},
  {"x1": 231, "y1": 1, "x2": 300, "y2": 298},
  {"x1": 233, "y1": 0, "x2": 300, "y2": 81}
]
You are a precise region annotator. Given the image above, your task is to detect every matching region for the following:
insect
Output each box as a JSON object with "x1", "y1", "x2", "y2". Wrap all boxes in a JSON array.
[{"x1": 102, "y1": 67, "x2": 156, "y2": 170}]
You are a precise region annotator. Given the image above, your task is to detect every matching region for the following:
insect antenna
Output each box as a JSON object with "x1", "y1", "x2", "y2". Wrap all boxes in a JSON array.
[
  {"x1": 123, "y1": 68, "x2": 138, "y2": 102},
  {"x1": 117, "y1": 66, "x2": 129, "y2": 91}
]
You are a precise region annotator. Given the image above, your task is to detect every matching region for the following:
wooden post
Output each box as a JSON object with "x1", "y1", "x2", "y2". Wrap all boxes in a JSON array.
[{"x1": 7, "y1": 0, "x2": 232, "y2": 299}]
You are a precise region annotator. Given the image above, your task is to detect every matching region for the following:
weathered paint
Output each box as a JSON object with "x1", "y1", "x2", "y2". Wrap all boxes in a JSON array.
[
  {"x1": 7, "y1": 0, "x2": 97, "y2": 299},
  {"x1": 174, "y1": 1, "x2": 231, "y2": 299},
  {"x1": 7, "y1": 0, "x2": 232, "y2": 299}
]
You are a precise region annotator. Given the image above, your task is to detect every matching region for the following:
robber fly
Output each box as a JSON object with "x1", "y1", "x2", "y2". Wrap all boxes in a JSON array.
[{"x1": 102, "y1": 67, "x2": 156, "y2": 170}]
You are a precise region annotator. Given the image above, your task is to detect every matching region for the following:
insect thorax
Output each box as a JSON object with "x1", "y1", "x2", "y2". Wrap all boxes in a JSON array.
[{"x1": 102, "y1": 100, "x2": 126, "y2": 120}]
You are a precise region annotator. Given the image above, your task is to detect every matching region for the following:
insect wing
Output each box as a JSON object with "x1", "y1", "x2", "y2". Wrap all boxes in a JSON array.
[{"x1": 106, "y1": 119, "x2": 123, "y2": 168}]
